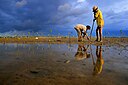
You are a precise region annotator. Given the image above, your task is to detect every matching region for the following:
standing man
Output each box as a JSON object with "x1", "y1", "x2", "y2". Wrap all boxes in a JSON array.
[{"x1": 93, "y1": 6, "x2": 104, "y2": 42}]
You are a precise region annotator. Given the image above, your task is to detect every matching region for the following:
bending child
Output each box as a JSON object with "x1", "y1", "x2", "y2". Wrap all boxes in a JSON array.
[{"x1": 74, "y1": 24, "x2": 91, "y2": 42}]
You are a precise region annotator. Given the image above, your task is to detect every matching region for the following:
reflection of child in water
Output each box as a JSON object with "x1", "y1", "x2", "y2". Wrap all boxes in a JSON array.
[
  {"x1": 93, "y1": 46, "x2": 104, "y2": 75},
  {"x1": 75, "y1": 44, "x2": 90, "y2": 61}
]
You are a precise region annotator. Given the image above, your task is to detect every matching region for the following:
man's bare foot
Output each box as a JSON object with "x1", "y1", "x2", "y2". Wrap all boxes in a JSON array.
[
  {"x1": 99, "y1": 40, "x2": 103, "y2": 42},
  {"x1": 95, "y1": 39, "x2": 98, "y2": 42}
]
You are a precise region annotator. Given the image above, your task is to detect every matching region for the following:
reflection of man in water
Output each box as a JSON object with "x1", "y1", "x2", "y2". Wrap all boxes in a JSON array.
[
  {"x1": 75, "y1": 44, "x2": 90, "y2": 61},
  {"x1": 93, "y1": 46, "x2": 104, "y2": 75}
]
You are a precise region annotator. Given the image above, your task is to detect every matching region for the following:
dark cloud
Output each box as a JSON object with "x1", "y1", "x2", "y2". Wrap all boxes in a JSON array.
[
  {"x1": 0, "y1": 0, "x2": 63, "y2": 33},
  {"x1": 0, "y1": 0, "x2": 127, "y2": 35},
  {"x1": 49, "y1": 0, "x2": 90, "y2": 26},
  {"x1": 0, "y1": 0, "x2": 91, "y2": 34}
]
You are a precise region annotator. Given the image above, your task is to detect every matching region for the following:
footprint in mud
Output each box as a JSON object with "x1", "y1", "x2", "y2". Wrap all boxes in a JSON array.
[
  {"x1": 105, "y1": 69, "x2": 113, "y2": 73},
  {"x1": 64, "y1": 60, "x2": 70, "y2": 63},
  {"x1": 82, "y1": 64, "x2": 86, "y2": 66},
  {"x1": 30, "y1": 70, "x2": 40, "y2": 74},
  {"x1": 7, "y1": 73, "x2": 27, "y2": 85},
  {"x1": 118, "y1": 53, "x2": 121, "y2": 55},
  {"x1": 28, "y1": 68, "x2": 53, "y2": 78},
  {"x1": 62, "y1": 53, "x2": 66, "y2": 56},
  {"x1": 56, "y1": 60, "x2": 62, "y2": 62}
]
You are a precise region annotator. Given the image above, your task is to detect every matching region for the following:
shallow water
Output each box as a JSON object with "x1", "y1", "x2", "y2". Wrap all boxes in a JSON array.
[{"x1": 0, "y1": 43, "x2": 128, "y2": 85}]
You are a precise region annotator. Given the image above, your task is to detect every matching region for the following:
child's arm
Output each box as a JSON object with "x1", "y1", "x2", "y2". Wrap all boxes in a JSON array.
[{"x1": 82, "y1": 32, "x2": 89, "y2": 40}]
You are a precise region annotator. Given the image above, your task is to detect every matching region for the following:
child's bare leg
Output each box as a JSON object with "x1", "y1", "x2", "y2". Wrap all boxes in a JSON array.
[
  {"x1": 78, "y1": 30, "x2": 82, "y2": 41},
  {"x1": 75, "y1": 28, "x2": 82, "y2": 41}
]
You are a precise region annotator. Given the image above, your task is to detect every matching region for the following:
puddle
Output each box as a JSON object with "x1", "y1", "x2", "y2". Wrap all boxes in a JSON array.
[{"x1": 0, "y1": 43, "x2": 127, "y2": 85}]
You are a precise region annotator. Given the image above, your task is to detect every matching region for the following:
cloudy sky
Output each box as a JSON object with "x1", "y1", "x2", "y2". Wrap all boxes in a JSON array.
[{"x1": 0, "y1": 0, "x2": 128, "y2": 36}]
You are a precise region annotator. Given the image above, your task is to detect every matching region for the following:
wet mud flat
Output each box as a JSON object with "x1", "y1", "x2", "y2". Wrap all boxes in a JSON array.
[{"x1": 0, "y1": 40, "x2": 128, "y2": 85}]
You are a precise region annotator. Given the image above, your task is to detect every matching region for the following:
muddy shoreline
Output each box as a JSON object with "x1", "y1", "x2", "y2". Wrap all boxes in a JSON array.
[
  {"x1": 0, "y1": 37, "x2": 128, "y2": 45},
  {"x1": 0, "y1": 37, "x2": 128, "y2": 85}
]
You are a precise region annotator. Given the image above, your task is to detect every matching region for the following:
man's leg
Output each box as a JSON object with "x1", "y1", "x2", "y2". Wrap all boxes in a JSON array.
[
  {"x1": 95, "y1": 27, "x2": 99, "y2": 41},
  {"x1": 99, "y1": 26, "x2": 103, "y2": 42}
]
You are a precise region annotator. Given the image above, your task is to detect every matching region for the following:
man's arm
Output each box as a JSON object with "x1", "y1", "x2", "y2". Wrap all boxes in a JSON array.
[{"x1": 94, "y1": 10, "x2": 99, "y2": 19}]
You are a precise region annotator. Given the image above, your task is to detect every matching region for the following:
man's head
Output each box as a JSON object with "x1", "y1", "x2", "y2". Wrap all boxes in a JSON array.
[
  {"x1": 93, "y1": 6, "x2": 98, "y2": 12},
  {"x1": 86, "y1": 25, "x2": 91, "y2": 30}
]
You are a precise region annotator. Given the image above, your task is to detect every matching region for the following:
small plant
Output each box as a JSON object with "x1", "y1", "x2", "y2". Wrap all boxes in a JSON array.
[
  {"x1": 28, "y1": 32, "x2": 30, "y2": 37},
  {"x1": 120, "y1": 29, "x2": 123, "y2": 37},
  {"x1": 36, "y1": 32, "x2": 39, "y2": 37},
  {"x1": 49, "y1": 29, "x2": 53, "y2": 37},
  {"x1": 68, "y1": 32, "x2": 71, "y2": 43},
  {"x1": 48, "y1": 34, "x2": 50, "y2": 37},
  {"x1": 58, "y1": 33, "x2": 60, "y2": 38}
]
